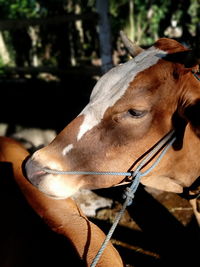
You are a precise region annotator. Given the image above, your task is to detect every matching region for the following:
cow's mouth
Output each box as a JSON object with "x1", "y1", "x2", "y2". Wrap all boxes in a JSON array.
[{"x1": 29, "y1": 169, "x2": 46, "y2": 179}]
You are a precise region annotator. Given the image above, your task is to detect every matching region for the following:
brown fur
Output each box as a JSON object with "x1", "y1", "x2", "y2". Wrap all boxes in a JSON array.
[{"x1": 25, "y1": 38, "x2": 200, "y2": 219}]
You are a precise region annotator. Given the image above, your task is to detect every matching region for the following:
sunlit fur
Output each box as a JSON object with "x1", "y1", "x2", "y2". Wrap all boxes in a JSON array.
[{"x1": 25, "y1": 38, "x2": 200, "y2": 200}]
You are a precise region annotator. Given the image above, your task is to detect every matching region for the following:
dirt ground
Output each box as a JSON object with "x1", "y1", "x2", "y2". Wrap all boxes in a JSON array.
[{"x1": 89, "y1": 185, "x2": 199, "y2": 267}]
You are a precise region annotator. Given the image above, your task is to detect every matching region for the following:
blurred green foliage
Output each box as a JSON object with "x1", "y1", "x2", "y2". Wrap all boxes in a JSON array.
[
  {"x1": 0, "y1": 0, "x2": 39, "y2": 18},
  {"x1": 110, "y1": 0, "x2": 199, "y2": 46},
  {"x1": 0, "y1": 0, "x2": 199, "y2": 68}
]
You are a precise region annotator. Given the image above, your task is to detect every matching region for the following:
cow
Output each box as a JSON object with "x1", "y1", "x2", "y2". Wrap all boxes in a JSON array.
[{"x1": 24, "y1": 36, "x2": 200, "y2": 221}]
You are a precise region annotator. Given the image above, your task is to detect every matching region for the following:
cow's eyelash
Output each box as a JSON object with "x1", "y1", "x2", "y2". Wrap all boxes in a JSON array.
[{"x1": 128, "y1": 109, "x2": 147, "y2": 118}]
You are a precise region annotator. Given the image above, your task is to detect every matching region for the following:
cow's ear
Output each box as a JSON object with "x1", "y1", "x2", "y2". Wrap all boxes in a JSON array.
[
  {"x1": 159, "y1": 50, "x2": 200, "y2": 68},
  {"x1": 181, "y1": 99, "x2": 200, "y2": 137}
]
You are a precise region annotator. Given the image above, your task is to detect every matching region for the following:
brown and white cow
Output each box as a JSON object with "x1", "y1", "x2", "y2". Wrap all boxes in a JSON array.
[{"x1": 24, "y1": 37, "x2": 200, "y2": 208}]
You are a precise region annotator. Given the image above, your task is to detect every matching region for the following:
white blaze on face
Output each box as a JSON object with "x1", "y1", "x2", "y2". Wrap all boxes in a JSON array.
[
  {"x1": 77, "y1": 47, "x2": 167, "y2": 141},
  {"x1": 62, "y1": 144, "x2": 74, "y2": 155}
]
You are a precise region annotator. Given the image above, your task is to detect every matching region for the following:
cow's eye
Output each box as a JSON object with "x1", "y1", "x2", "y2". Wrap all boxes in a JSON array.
[{"x1": 128, "y1": 109, "x2": 147, "y2": 118}]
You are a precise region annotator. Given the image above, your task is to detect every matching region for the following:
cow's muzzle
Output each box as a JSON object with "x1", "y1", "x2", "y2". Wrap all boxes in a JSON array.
[{"x1": 24, "y1": 157, "x2": 47, "y2": 186}]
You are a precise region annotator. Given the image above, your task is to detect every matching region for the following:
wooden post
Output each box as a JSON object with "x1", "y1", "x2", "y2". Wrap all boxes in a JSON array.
[{"x1": 96, "y1": 0, "x2": 113, "y2": 74}]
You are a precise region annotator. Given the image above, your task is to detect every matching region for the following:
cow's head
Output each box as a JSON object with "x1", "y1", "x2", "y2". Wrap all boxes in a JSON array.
[{"x1": 25, "y1": 37, "x2": 200, "y2": 199}]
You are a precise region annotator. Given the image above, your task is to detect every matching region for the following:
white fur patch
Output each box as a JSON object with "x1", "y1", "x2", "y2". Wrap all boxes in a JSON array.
[
  {"x1": 77, "y1": 47, "x2": 166, "y2": 141},
  {"x1": 62, "y1": 144, "x2": 74, "y2": 155}
]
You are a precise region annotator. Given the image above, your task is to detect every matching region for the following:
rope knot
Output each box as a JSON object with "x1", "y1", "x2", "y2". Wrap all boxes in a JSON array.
[
  {"x1": 122, "y1": 170, "x2": 142, "y2": 206},
  {"x1": 123, "y1": 187, "x2": 135, "y2": 206}
]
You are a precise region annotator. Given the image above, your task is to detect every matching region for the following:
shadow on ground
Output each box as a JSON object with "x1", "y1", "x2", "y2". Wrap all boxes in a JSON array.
[{"x1": 92, "y1": 185, "x2": 199, "y2": 267}]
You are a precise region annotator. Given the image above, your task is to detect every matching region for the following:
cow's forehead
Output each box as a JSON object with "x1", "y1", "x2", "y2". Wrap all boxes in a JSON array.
[{"x1": 77, "y1": 46, "x2": 166, "y2": 141}]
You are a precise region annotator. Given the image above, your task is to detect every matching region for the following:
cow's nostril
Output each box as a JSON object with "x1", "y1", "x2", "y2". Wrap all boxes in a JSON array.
[{"x1": 24, "y1": 157, "x2": 45, "y2": 182}]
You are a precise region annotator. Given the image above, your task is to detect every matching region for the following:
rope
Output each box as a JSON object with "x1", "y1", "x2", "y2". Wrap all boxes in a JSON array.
[
  {"x1": 193, "y1": 72, "x2": 200, "y2": 81},
  {"x1": 43, "y1": 169, "x2": 133, "y2": 177},
  {"x1": 43, "y1": 130, "x2": 176, "y2": 266},
  {"x1": 90, "y1": 171, "x2": 141, "y2": 267},
  {"x1": 90, "y1": 135, "x2": 176, "y2": 267}
]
